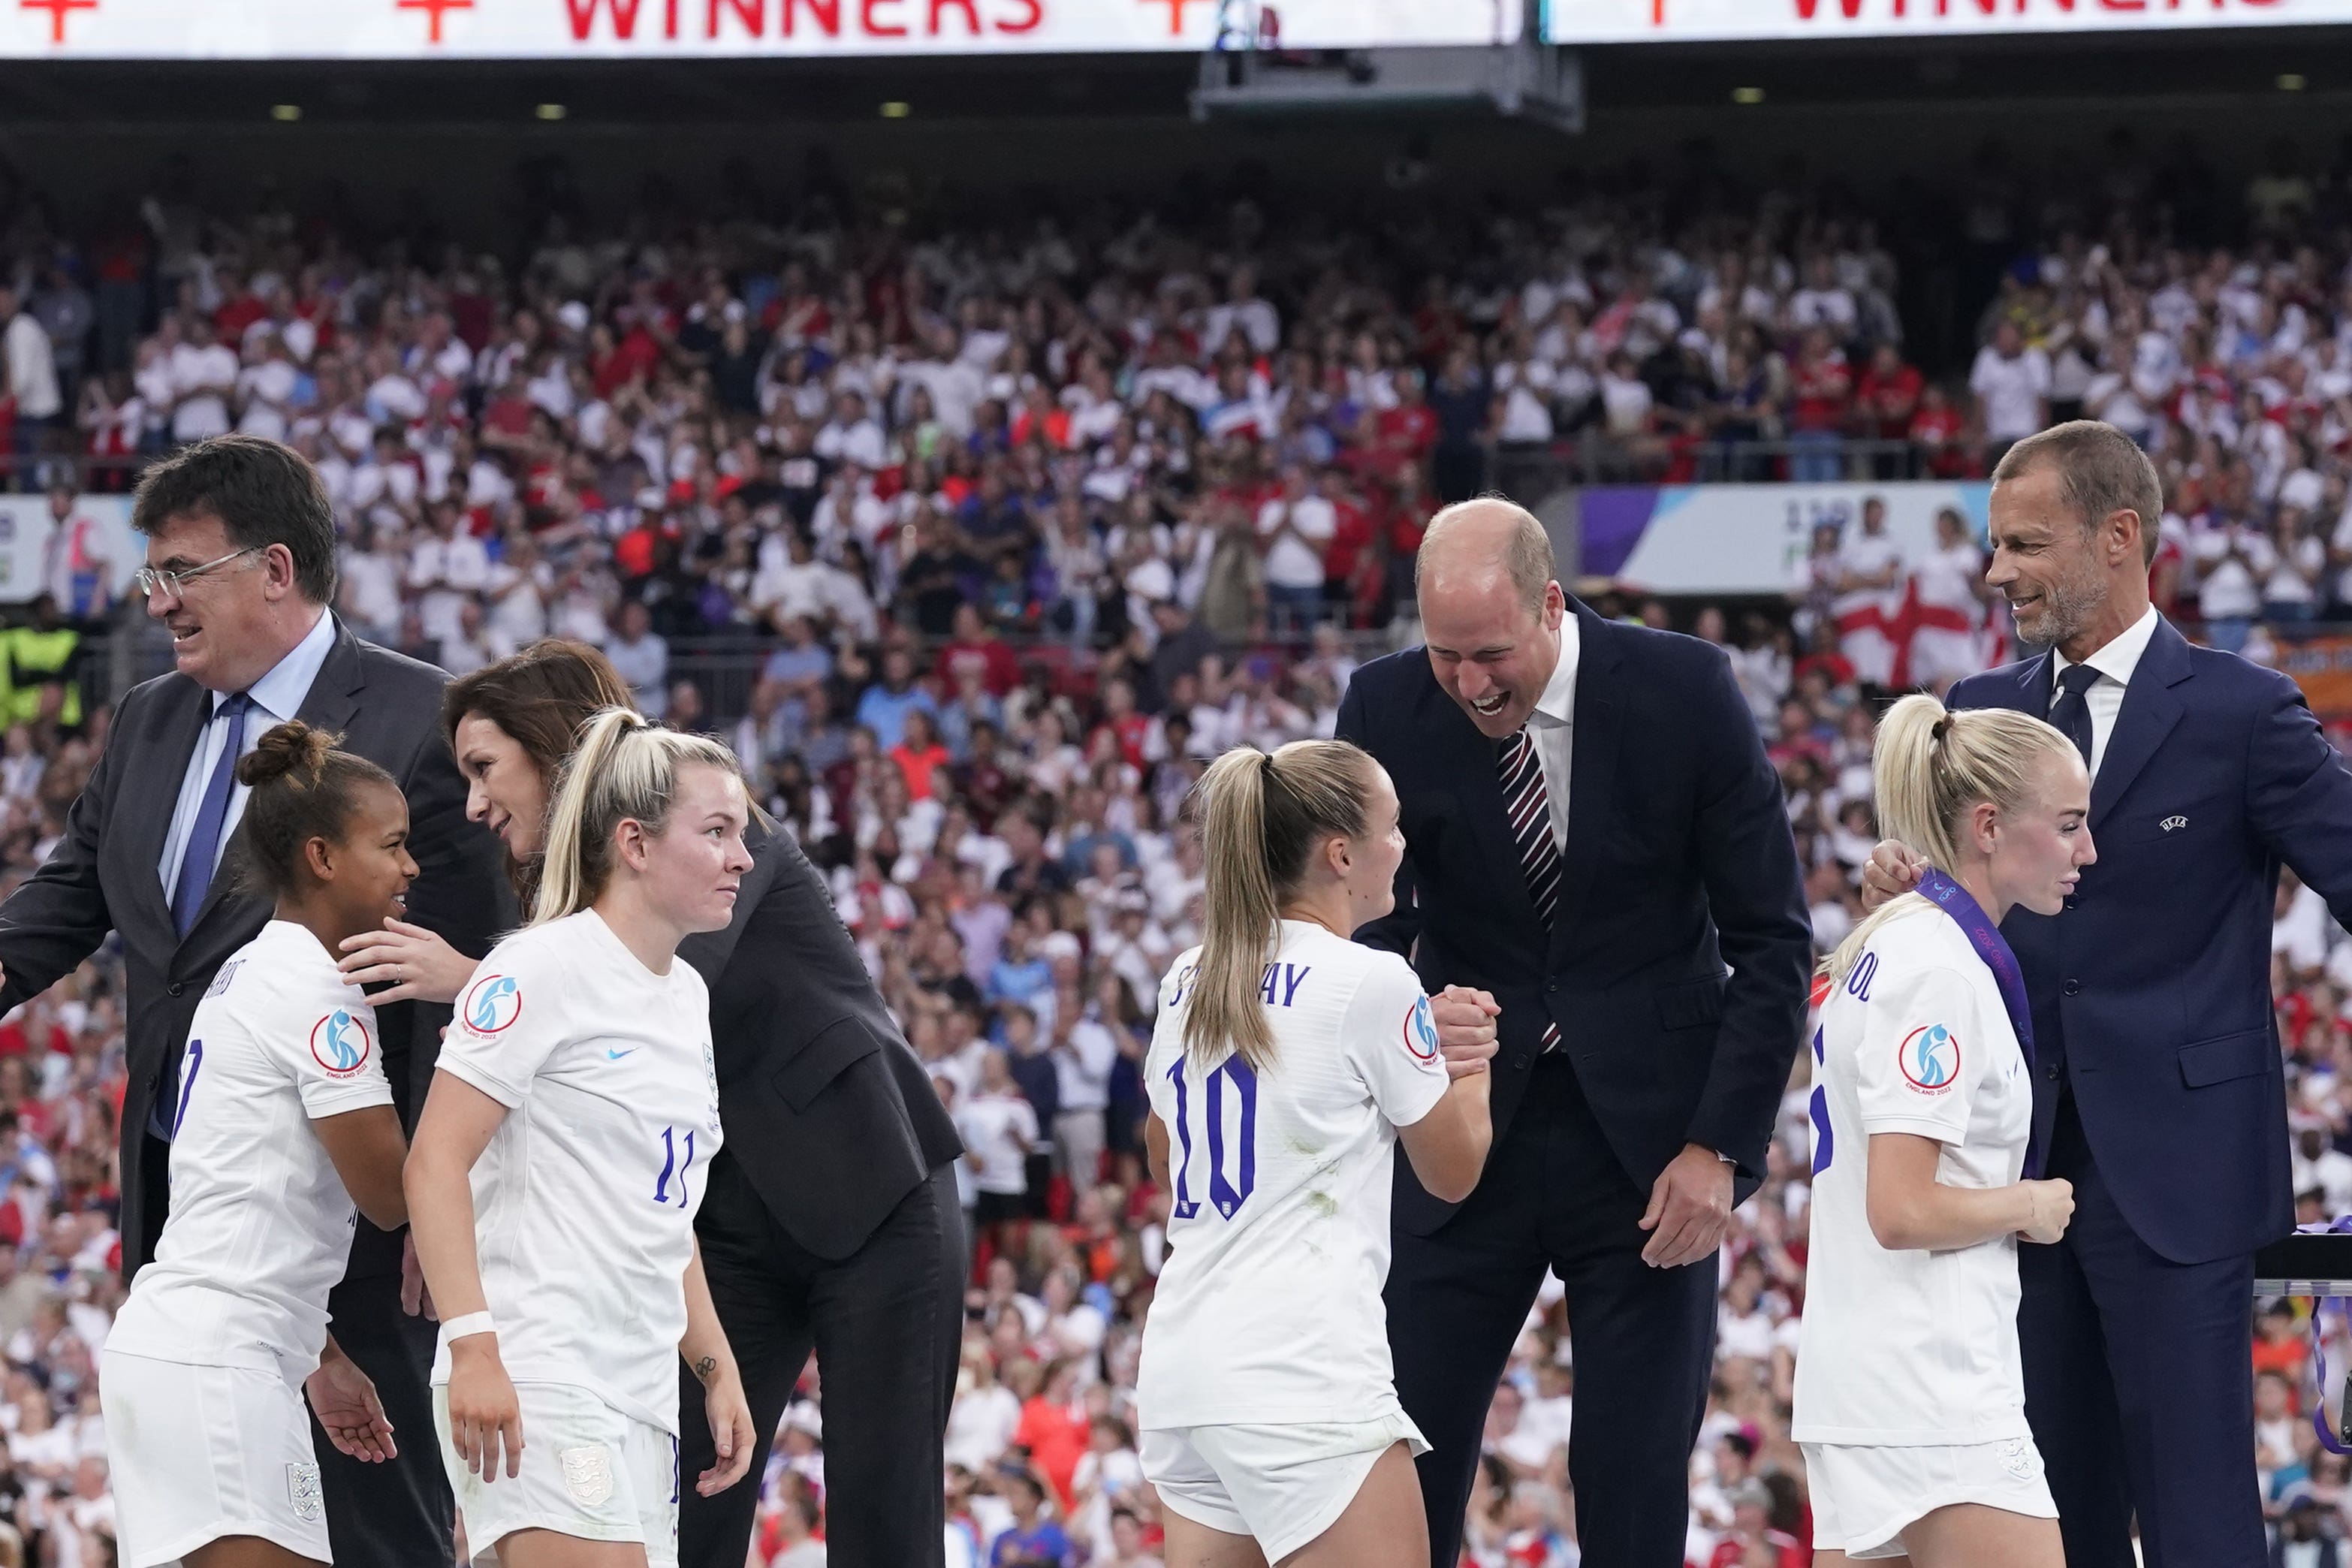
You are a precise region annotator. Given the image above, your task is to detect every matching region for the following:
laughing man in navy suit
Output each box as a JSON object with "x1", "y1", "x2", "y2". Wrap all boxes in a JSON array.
[
  {"x1": 1867, "y1": 420, "x2": 2352, "y2": 1567},
  {"x1": 1339, "y1": 499, "x2": 1813, "y2": 1566}
]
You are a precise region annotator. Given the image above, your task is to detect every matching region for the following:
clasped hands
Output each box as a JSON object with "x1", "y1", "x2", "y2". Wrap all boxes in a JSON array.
[{"x1": 1428, "y1": 984, "x2": 1732, "y2": 1271}]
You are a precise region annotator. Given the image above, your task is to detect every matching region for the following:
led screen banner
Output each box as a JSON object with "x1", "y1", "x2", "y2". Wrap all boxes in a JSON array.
[
  {"x1": 1543, "y1": 0, "x2": 2352, "y2": 45},
  {"x1": 1578, "y1": 481, "x2": 1991, "y2": 596},
  {"x1": 0, "y1": 0, "x2": 1519, "y2": 58}
]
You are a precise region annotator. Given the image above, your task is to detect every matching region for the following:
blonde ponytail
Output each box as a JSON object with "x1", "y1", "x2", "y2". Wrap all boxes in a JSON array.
[
  {"x1": 532, "y1": 706, "x2": 753, "y2": 926},
  {"x1": 1185, "y1": 740, "x2": 1380, "y2": 1072},
  {"x1": 1824, "y1": 692, "x2": 2079, "y2": 985}
]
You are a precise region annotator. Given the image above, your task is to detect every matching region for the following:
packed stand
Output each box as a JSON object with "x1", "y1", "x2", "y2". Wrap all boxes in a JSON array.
[{"x1": 0, "y1": 134, "x2": 2344, "y2": 1565}]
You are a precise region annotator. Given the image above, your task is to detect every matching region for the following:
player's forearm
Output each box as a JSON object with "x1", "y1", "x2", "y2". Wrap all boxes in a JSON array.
[
  {"x1": 1864, "y1": 1132, "x2": 2034, "y2": 1252},
  {"x1": 403, "y1": 1126, "x2": 490, "y2": 1321},
  {"x1": 677, "y1": 1241, "x2": 740, "y2": 1389}
]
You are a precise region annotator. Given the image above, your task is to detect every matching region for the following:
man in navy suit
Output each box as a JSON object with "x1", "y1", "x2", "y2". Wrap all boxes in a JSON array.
[
  {"x1": 1867, "y1": 420, "x2": 2352, "y2": 1566},
  {"x1": 1337, "y1": 499, "x2": 1812, "y2": 1566}
]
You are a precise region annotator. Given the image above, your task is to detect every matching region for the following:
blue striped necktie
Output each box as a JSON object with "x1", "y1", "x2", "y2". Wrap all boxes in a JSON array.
[{"x1": 1498, "y1": 728, "x2": 1564, "y2": 1053}]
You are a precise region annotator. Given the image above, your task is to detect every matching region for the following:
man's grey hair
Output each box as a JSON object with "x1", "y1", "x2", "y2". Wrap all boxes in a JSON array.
[
  {"x1": 1416, "y1": 496, "x2": 1557, "y2": 616},
  {"x1": 1992, "y1": 420, "x2": 2164, "y2": 568}
]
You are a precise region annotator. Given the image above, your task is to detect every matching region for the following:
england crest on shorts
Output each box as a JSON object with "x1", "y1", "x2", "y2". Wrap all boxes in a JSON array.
[
  {"x1": 286, "y1": 1461, "x2": 323, "y2": 1521},
  {"x1": 562, "y1": 1444, "x2": 616, "y2": 1506}
]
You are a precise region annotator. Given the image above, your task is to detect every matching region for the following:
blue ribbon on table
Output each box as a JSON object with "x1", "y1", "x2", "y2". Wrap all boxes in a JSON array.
[{"x1": 1915, "y1": 866, "x2": 2043, "y2": 1181}]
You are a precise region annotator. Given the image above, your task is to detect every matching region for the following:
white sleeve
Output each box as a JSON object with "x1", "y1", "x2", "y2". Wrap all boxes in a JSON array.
[
  {"x1": 1852, "y1": 961, "x2": 1995, "y2": 1145},
  {"x1": 1340, "y1": 954, "x2": 1452, "y2": 1130},
  {"x1": 436, "y1": 937, "x2": 568, "y2": 1108},
  {"x1": 259, "y1": 981, "x2": 394, "y2": 1121}
]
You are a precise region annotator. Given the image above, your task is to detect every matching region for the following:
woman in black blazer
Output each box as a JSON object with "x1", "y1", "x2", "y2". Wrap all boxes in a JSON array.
[{"x1": 337, "y1": 638, "x2": 965, "y2": 1568}]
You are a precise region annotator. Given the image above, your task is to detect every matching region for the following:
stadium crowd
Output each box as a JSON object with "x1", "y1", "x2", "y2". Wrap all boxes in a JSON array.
[{"x1": 0, "y1": 129, "x2": 2344, "y2": 1563}]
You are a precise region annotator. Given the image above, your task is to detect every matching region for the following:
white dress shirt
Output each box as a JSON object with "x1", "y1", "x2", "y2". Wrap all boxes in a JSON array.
[
  {"x1": 1523, "y1": 614, "x2": 1582, "y2": 852},
  {"x1": 157, "y1": 608, "x2": 339, "y2": 897},
  {"x1": 2045, "y1": 605, "x2": 2160, "y2": 779}
]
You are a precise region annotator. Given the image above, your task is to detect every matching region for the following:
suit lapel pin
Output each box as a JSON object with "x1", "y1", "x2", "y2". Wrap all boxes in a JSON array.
[{"x1": 2160, "y1": 815, "x2": 2188, "y2": 832}]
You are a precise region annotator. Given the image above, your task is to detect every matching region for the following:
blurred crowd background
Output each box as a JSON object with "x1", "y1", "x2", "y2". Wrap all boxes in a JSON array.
[{"x1": 0, "y1": 113, "x2": 2348, "y2": 1567}]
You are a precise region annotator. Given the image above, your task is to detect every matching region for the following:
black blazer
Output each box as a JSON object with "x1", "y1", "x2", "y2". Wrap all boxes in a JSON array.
[
  {"x1": 680, "y1": 818, "x2": 963, "y2": 1262},
  {"x1": 1337, "y1": 602, "x2": 1813, "y2": 1234},
  {"x1": 0, "y1": 618, "x2": 511, "y2": 1277}
]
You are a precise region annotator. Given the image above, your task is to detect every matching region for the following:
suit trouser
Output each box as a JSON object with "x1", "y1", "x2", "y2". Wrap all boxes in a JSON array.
[
  {"x1": 315, "y1": 1263, "x2": 454, "y2": 1567},
  {"x1": 677, "y1": 1150, "x2": 964, "y2": 1568},
  {"x1": 1386, "y1": 1054, "x2": 1717, "y2": 1568},
  {"x1": 2019, "y1": 1091, "x2": 2264, "y2": 1568}
]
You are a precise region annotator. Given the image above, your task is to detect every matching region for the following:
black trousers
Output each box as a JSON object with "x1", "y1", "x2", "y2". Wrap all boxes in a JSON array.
[
  {"x1": 315, "y1": 1265, "x2": 453, "y2": 1567},
  {"x1": 2019, "y1": 1092, "x2": 2263, "y2": 1568},
  {"x1": 1385, "y1": 1054, "x2": 1717, "y2": 1568},
  {"x1": 678, "y1": 1151, "x2": 964, "y2": 1568}
]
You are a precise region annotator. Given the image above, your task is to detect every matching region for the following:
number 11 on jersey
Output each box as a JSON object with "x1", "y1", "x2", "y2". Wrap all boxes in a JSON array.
[{"x1": 1165, "y1": 1057, "x2": 1258, "y2": 1222}]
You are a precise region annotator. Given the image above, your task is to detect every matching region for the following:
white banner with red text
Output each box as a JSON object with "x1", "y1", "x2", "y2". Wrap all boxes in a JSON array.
[
  {"x1": 0, "y1": 0, "x2": 1519, "y2": 59},
  {"x1": 1544, "y1": 0, "x2": 2352, "y2": 45}
]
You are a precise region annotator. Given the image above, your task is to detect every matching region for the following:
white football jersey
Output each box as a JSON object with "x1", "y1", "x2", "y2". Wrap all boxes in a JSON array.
[
  {"x1": 1793, "y1": 905, "x2": 2034, "y2": 1446},
  {"x1": 430, "y1": 909, "x2": 719, "y2": 1435},
  {"x1": 1137, "y1": 921, "x2": 1449, "y2": 1429},
  {"x1": 109, "y1": 921, "x2": 392, "y2": 1381}
]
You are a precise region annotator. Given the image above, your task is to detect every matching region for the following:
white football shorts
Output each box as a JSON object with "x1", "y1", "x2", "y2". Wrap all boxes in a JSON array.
[
  {"x1": 1141, "y1": 1407, "x2": 1429, "y2": 1563},
  {"x1": 101, "y1": 1347, "x2": 330, "y2": 1568},
  {"x1": 1804, "y1": 1436, "x2": 2058, "y2": 1558},
  {"x1": 434, "y1": 1380, "x2": 680, "y2": 1568}
]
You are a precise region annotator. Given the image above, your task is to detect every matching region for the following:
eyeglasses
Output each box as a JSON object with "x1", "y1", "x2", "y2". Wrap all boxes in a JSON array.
[{"x1": 134, "y1": 546, "x2": 264, "y2": 600}]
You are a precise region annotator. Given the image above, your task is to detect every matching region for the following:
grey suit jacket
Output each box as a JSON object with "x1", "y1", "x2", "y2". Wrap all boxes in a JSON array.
[{"x1": 0, "y1": 618, "x2": 511, "y2": 1278}]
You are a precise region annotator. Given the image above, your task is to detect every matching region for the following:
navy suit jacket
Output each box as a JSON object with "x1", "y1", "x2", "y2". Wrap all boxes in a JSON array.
[
  {"x1": 1337, "y1": 602, "x2": 1813, "y2": 1235},
  {"x1": 1949, "y1": 615, "x2": 2352, "y2": 1265}
]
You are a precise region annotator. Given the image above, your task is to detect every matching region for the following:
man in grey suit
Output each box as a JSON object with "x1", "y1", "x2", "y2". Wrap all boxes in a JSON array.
[{"x1": 0, "y1": 435, "x2": 508, "y2": 1565}]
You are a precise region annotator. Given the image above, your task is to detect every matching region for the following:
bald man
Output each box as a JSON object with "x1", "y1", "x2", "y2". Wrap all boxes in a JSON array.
[{"x1": 1337, "y1": 499, "x2": 1811, "y2": 1566}]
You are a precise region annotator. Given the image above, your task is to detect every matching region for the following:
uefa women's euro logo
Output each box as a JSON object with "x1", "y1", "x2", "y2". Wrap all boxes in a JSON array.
[
  {"x1": 1403, "y1": 994, "x2": 1440, "y2": 1063},
  {"x1": 309, "y1": 1009, "x2": 372, "y2": 1078},
  {"x1": 1898, "y1": 1023, "x2": 1961, "y2": 1095},
  {"x1": 462, "y1": 973, "x2": 523, "y2": 1036}
]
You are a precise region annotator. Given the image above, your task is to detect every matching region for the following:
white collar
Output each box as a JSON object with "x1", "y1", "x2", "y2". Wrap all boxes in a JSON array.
[
  {"x1": 1528, "y1": 611, "x2": 1581, "y2": 730},
  {"x1": 2050, "y1": 604, "x2": 2160, "y2": 692},
  {"x1": 231, "y1": 607, "x2": 336, "y2": 722}
]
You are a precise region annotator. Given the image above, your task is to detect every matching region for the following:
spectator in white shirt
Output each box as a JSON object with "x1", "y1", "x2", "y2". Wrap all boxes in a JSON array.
[
  {"x1": 2292, "y1": 1119, "x2": 2352, "y2": 1217},
  {"x1": 1254, "y1": 464, "x2": 1335, "y2": 635},
  {"x1": 1048, "y1": 1009, "x2": 1116, "y2": 1196},
  {"x1": 403, "y1": 499, "x2": 489, "y2": 647},
  {"x1": 816, "y1": 387, "x2": 888, "y2": 469},
  {"x1": 1968, "y1": 319, "x2": 2052, "y2": 458},
  {"x1": 2193, "y1": 516, "x2": 2272, "y2": 652},
  {"x1": 954, "y1": 1049, "x2": 1038, "y2": 1247},
  {"x1": 0, "y1": 286, "x2": 60, "y2": 491},
  {"x1": 165, "y1": 313, "x2": 238, "y2": 445},
  {"x1": 604, "y1": 599, "x2": 671, "y2": 718}
]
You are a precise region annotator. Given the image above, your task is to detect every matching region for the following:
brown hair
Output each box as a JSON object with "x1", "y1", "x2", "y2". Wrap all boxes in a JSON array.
[
  {"x1": 1992, "y1": 419, "x2": 2164, "y2": 568},
  {"x1": 232, "y1": 720, "x2": 401, "y2": 900},
  {"x1": 442, "y1": 639, "x2": 637, "y2": 900}
]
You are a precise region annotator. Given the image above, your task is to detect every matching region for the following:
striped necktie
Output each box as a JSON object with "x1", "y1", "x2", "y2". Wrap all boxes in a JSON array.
[{"x1": 1498, "y1": 728, "x2": 1563, "y2": 1053}]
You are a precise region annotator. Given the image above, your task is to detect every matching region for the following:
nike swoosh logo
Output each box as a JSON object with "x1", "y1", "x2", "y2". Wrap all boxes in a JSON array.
[{"x1": 607, "y1": 1048, "x2": 637, "y2": 1060}]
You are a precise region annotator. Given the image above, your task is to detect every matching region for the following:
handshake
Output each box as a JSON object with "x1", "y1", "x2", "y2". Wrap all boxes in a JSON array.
[{"x1": 1429, "y1": 985, "x2": 1503, "y2": 1079}]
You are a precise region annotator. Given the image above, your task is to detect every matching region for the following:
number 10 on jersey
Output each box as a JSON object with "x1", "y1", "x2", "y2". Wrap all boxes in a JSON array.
[{"x1": 1165, "y1": 1057, "x2": 1258, "y2": 1221}]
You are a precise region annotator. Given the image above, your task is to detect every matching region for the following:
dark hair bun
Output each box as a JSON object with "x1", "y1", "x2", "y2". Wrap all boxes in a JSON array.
[{"x1": 236, "y1": 720, "x2": 339, "y2": 791}]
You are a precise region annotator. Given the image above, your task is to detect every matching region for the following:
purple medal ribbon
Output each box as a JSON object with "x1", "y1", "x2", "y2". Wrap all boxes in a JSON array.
[
  {"x1": 1916, "y1": 866, "x2": 2044, "y2": 1181},
  {"x1": 2295, "y1": 1216, "x2": 2352, "y2": 1456}
]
